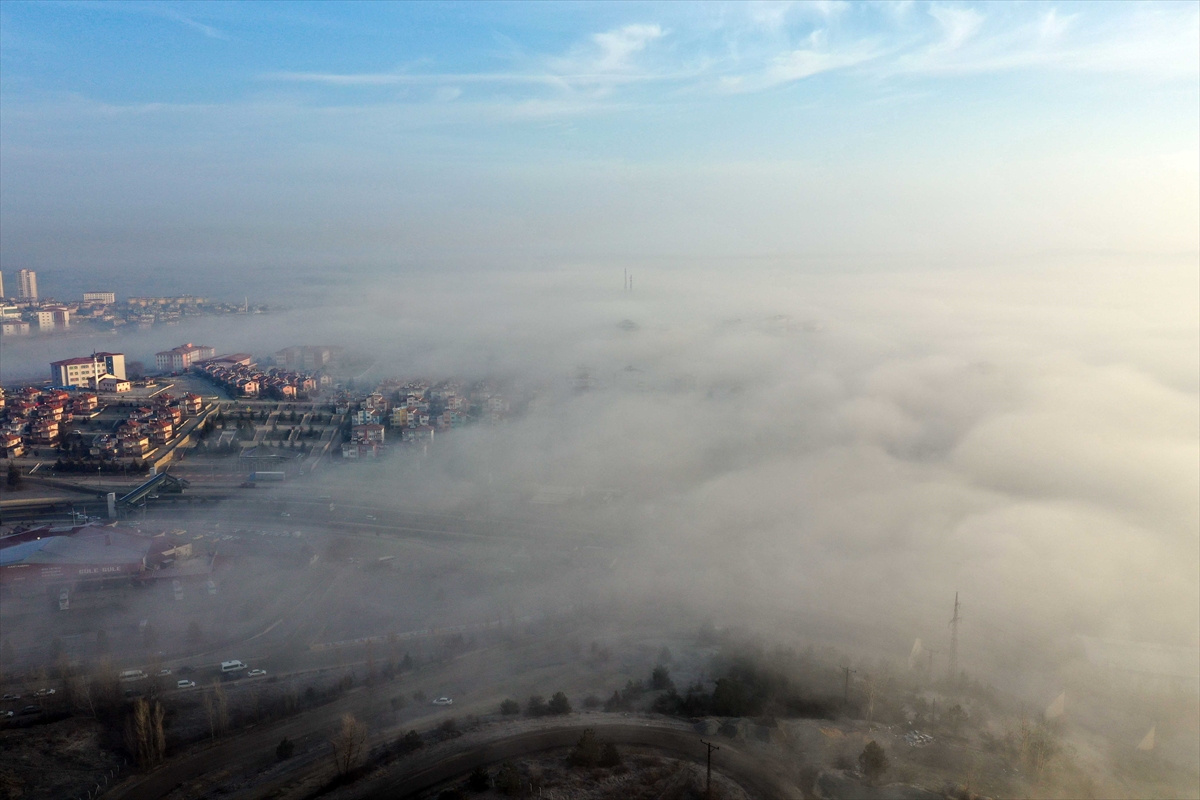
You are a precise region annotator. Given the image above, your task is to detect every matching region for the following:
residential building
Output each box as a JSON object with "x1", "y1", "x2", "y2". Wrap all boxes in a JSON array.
[
  {"x1": 17, "y1": 269, "x2": 37, "y2": 301},
  {"x1": 83, "y1": 291, "x2": 116, "y2": 304},
  {"x1": 35, "y1": 307, "x2": 71, "y2": 329},
  {"x1": 95, "y1": 352, "x2": 126, "y2": 379},
  {"x1": 1, "y1": 319, "x2": 30, "y2": 336},
  {"x1": 351, "y1": 424, "x2": 385, "y2": 444},
  {"x1": 205, "y1": 353, "x2": 254, "y2": 367},
  {"x1": 49, "y1": 352, "x2": 125, "y2": 386},
  {"x1": 97, "y1": 376, "x2": 131, "y2": 393},
  {"x1": 156, "y1": 343, "x2": 216, "y2": 372}
]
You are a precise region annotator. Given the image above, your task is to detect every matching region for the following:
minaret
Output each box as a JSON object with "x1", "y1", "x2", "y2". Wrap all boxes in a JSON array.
[{"x1": 948, "y1": 592, "x2": 961, "y2": 682}]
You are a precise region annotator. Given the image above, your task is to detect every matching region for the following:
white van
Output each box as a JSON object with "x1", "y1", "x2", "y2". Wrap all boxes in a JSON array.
[
  {"x1": 220, "y1": 660, "x2": 247, "y2": 674},
  {"x1": 119, "y1": 669, "x2": 148, "y2": 682}
]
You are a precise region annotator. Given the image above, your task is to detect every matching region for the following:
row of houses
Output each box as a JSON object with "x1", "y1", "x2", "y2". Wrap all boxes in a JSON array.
[
  {"x1": 192, "y1": 355, "x2": 319, "y2": 399},
  {"x1": 333, "y1": 379, "x2": 514, "y2": 461},
  {"x1": 102, "y1": 393, "x2": 205, "y2": 458},
  {"x1": 0, "y1": 387, "x2": 102, "y2": 457}
]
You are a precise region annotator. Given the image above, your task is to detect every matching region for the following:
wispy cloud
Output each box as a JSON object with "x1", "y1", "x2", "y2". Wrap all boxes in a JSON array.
[
  {"x1": 591, "y1": 24, "x2": 665, "y2": 72},
  {"x1": 157, "y1": 7, "x2": 229, "y2": 41},
  {"x1": 249, "y1": 3, "x2": 1200, "y2": 114},
  {"x1": 927, "y1": 5, "x2": 984, "y2": 51}
]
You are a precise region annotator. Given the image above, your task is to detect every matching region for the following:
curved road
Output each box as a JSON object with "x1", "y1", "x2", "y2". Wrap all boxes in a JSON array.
[{"x1": 350, "y1": 722, "x2": 800, "y2": 800}]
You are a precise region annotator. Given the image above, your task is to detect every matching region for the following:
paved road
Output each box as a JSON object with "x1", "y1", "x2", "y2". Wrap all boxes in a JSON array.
[{"x1": 350, "y1": 721, "x2": 801, "y2": 799}]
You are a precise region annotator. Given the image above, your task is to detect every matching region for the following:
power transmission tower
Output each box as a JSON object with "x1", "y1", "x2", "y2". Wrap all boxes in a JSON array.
[
  {"x1": 700, "y1": 739, "x2": 719, "y2": 797},
  {"x1": 948, "y1": 592, "x2": 961, "y2": 683}
]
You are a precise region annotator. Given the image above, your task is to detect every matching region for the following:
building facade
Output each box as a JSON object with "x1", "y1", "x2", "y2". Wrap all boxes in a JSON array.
[
  {"x1": 83, "y1": 291, "x2": 116, "y2": 304},
  {"x1": 155, "y1": 343, "x2": 216, "y2": 372},
  {"x1": 50, "y1": 352, "x2": 126, "y2": 387},
  {"x1": 17, "y1": 269, "x2": 37, "y2": 301}
]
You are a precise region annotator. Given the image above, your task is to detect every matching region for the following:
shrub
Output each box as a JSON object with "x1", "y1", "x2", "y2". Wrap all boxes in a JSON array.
[
  {"x1": 548, "y1": 691, "x2": 571, "y2": 715},
  {"x1": 500, "y1": 698, "x2": 520, "y2": 715},
  {"x1": 599, "y1": 742, "x2": 621, "y2": 767},
  {"x1": 651, "y1": 665, "x2": 673, "y2": 691},
  {"x1": 495, "y1": 761, "x2": 521, "y2": 795},
  {"x1": 568, "y1": 729, "x2": 600, "y2": 767},
  {"x1": 525, "y1": 695, "x2": 548, "y2": 717},
  {"x1": 467, "y1": 764, "x2": 490, "y2": 791},
  {"x1": 859, "y1": 740, "x2": 889, "y2": 785},
  {"x1": 397, "y1": 730, "x2": 423, "y2": 754},
  {"x1": 276, "y1": 737, "x2": 294, "y2": 760}
]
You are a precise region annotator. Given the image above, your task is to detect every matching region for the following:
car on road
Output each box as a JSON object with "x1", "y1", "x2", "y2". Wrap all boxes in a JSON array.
[
  {"x1": 432, "y1": 697, "x2": 454, "y2": 706},
  {"x1": 365, "y1": 514, "x2": 377, "y2": 521},
  {"x1": 172, "y1": 579, "x2": 184, "y2": 601},
  {"x1": 248, "y1": 669, "x2": 267, "y2": 678},
  {"x1": 33, "y1": 688, "x2": 55, "y2": 697},
  {"x1": 207, "y1": 580, "x2": 218, "y2": 595},
  {"x1": 18, "y1": 705, "x2": 41, "y2": 716},
  {"x1": 280, "y1": 512, "x2": 291, "y2": 518},
  {"x1": 157, "y1": 668, "x2": 172, "y2": 677},
  {"x1": 2, "y1": 711, "x2": 12, "y2": 718},
  {"x1": 239, "y1": 481, "x2": 257, "y2": 488},
  {"x1": 220, "y1": 659, "x2": 247, "y2": 674},
  {"x1": 2, "y1": 694, "x2": 20, "y2": 701},
  {"x1": 176, "y1": 680, "x2": 196, "y2": 689}
]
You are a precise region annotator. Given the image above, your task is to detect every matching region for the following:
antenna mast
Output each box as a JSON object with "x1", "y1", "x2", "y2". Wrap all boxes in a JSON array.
[{"x1": 948, "y1": 592, "x2": 961, "y2": 682}]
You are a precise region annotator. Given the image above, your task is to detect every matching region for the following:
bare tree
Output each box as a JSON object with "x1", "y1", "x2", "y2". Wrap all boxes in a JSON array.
[
  {"x1": 204, "y1": 680, "x2": 229, "y2": 739},
  {"x1": 330, "y1": 713, "x2": 368, "y2": 776},
  {"x1": 125, "y1": 698, "x2": 167, "y2": 768}
]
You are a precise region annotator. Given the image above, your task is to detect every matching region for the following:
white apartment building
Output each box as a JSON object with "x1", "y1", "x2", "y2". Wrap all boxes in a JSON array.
[
  {"x1": 17, "y1": 269, "x2": 38, "y2": 301},
  {"x1": 49, "y1": 352, "x2": 126, "y2": 386},
  {"x1": 83, "y1": 291, "x2": 116, "y2": 304}
]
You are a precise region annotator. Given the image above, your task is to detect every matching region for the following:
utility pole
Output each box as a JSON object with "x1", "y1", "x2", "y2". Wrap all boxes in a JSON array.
[
  {"x1": 700, "y1": 739, "x2": 719, "y2": 798},
  {"x1": 948, "y1": 592, "x2": 961, "y2": 684},
  {"x1": 841, "y1": 666, "x2": 856, "y2": 706}
]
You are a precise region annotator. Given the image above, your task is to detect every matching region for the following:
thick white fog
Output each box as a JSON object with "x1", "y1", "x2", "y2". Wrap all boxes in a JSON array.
[{"x1": 18, "y1": 258, "x2": 1184, "y2": 676}]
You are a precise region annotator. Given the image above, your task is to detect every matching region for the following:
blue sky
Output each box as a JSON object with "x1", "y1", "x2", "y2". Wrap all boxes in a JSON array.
[{"x1": 1, "y1": 1, "x2": 1197, "y2": 281}]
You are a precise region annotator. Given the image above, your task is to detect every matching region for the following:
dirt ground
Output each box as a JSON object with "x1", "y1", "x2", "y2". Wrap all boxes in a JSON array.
[
  {"x1": 0, "y1": 717, "x2": 125, "y2": 800},
  {"x1": 417, "y1": 747, "x2": 752, "y2": 800}
]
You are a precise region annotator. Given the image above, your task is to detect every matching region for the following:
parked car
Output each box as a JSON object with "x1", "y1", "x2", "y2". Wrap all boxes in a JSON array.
[
  {"x1": 248, "y1": 669, "x2": 267, "y2": 678},
  {"x1": 432, "y1": 697, "x2": 453, "y2": 706},
  {"x1": 176, "y1": 680, "x2": 196, "y2": 689}
]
